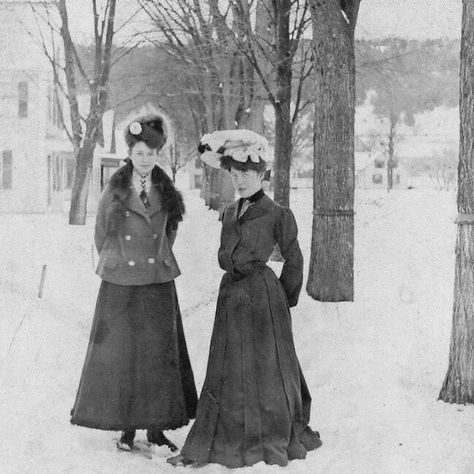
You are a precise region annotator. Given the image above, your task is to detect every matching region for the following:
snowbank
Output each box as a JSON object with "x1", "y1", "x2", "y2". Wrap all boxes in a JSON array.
[{"x1": 1, "y1": 186, "x2": 473, "y2": 473}]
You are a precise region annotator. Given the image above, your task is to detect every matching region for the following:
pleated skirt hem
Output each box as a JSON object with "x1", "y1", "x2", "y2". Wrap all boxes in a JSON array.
[{"x1": 70, "y1": 416, "x2": 192, "y2": 432}]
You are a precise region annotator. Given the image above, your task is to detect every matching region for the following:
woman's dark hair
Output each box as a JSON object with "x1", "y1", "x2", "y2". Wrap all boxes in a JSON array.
[{"x1": 220, "y1": 155, "x2": 266, "y2": 173}]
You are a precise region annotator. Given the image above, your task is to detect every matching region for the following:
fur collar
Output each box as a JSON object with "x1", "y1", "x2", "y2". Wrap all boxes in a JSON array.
[{"x1": 108, "y1": 161, "x2": 185, "y2": 233}]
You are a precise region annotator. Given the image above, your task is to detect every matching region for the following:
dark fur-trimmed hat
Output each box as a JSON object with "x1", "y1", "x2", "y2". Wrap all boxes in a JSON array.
[{"x1": 124, "y1": 114, "x2": 168, "y2": 150}]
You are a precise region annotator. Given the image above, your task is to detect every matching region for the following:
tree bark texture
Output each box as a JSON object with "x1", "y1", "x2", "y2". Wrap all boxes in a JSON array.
[
  {"x1": 439, "y1": 0, "x2": 474, "y2": 404},
  {"x1": 68, "y1": 143, "x2": 95, "y2": 225},
  {"x1": 63, "y1": 0, "x2": 117, "y2": 224},
  {"x1": 247, "y1": 0, "x2": 272, "y2": 135},
  {"x1": 272, "y1": 0, "x2": 293, "y2": 207},
  {"x1": 307, "y1": 0, "x2": 359, "y2": 302},
  {"x1": 57, "y1": 0, "x2": 82, "y2": 149}
]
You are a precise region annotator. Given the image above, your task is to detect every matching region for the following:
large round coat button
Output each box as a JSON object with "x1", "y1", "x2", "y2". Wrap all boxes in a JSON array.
[
  {"x1": 152, "y1": 233, "x2": 158, "y2": 239},
  {"x1": 124, "y1": 235, "x2": 131, "y2": 241},
  {"x1": 148, "y1": 258, "x2": 155, "y2": 264},
  {"x1": 128, "y1": 260, "x2": 135, "y2": 266}
]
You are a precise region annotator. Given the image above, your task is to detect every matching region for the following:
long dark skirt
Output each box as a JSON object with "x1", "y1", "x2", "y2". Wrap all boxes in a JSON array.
[
  {"x1": 181, "y1": 267, "x2": 321, "y2": 468},
  {"x1": 70, "y1": 280, "x2": 197, "y2": 431}
]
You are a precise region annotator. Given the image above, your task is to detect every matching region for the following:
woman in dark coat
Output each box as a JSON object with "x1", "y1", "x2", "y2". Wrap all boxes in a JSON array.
[
  {"x1": 70, "y1": 115, "x2": 197, "y2": 452},
  {"x1": 169, "y1": 130, "x2": 321, "y2": 468}
]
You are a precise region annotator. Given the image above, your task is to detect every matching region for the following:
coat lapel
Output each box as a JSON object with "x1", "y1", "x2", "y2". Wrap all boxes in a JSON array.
[
  {"x1": 124, "y1": 186, "x2": 151, "y2": 222},
  {"x1": 220, "y1": 200, "x2": 242, "y2": 272},
  {"x1": 219, "y1": 195, "x2": 274, "y2": 274},
  {"x1": 239, "y1": 195, "x2": 273, "y2": 223},
  {"x1": 229, "y1": 200, "x2": 240, "y2": 229},
  {"x1": 147, "y1": 185, "x2": 163, "y2": 217}
]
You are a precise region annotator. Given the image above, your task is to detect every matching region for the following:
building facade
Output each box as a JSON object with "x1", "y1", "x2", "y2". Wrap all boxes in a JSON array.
[
  {"x1": 0, "y1": 1, "x2": 74, "y2": 213},
  {"x1": 355, "y1": 152, "x2": 408, "y2": 190}
]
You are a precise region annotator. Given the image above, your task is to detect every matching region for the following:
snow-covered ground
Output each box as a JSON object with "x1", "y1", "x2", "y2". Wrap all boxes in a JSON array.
[{"x1": 1, "y1": 181, "x2": 473, "y2": 474}]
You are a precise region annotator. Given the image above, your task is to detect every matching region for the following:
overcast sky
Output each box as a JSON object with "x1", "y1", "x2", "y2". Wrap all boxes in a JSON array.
[
  {"x1": 62, "y1": 0, "x2": 463, "y2": 43},
  {"x1": 356, "y1": 0, "x2": 461, "y2": 39}
]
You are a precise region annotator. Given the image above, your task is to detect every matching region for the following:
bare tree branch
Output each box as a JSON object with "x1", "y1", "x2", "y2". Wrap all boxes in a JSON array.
[
  {"x1": 292, "y1": 46, "x2": 313, "y2": 124},
  {"x1": 57, "y1": 0, "x2": 83, "y2": 147}
]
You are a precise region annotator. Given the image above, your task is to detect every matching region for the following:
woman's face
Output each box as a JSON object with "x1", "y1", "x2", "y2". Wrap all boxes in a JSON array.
[
  {"x1": 130, "y1": 141, "x2": 157, "y2": 175},
  {"x1": 229, "y1": 167, "x2": 263, "y2": 198}
]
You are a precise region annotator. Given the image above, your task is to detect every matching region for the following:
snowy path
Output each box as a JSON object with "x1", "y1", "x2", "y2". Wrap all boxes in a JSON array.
[{"x1": 1, "y1": 186, "x2": 473, "y2": 473}]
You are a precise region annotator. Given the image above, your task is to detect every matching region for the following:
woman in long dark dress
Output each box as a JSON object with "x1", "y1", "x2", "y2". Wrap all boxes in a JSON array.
[
  {"x1": 170, "y1": 130, "x2": 322, "y2": 468},
  {"x1": 70, "y1": 115, "x2": 197, "y2": 452}
]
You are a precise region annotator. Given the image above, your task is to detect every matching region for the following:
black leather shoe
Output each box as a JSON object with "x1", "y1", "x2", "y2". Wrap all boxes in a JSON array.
[
  {"x1": 117, "y1": 429, "x2": 135, "y2": 451},
  {"x1": 147, "y1": 429, "x2": 178, "y2": 452}
]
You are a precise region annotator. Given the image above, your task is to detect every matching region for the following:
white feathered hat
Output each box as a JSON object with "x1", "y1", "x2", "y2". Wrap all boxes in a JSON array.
[{"x1": 198, "y1": 129, "x2": 270, "y2": 169}]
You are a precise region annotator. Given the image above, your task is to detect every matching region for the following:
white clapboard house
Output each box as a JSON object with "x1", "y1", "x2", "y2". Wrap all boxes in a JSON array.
[
  {"x1": 0, "y1": 1, "x2": 124, "y2": 214},
  {"x1": 0, "y1": 1, "x2": 74, "y2": 212},
  {"x1": 354, "y1": 136, "x2": 408, "y2": 190}
]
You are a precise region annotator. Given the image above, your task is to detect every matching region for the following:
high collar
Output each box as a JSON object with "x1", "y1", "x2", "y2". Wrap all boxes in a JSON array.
[
  {"x1": 240, "y1": 188, "x2": 265, "y2": 204},
  {"x1": 231, "y1": 193, "x2": 273, "y2": 225},
  {"x1": 132, "y1": 168, "x2": 152, "y2": 179},
  {"x1": 132, "y1": 168, "x2": 152, "y2": 193}
]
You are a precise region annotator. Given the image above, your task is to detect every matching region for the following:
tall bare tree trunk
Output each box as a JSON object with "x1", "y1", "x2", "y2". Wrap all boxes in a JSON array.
[
  {"x1": 205, "y1": 0, "x2": 311, "y2": 207},
  {"x1": 439, "y1": 0, "x2": 474, "y2": 404},
  {"x1": 60, "y1": 0, "x2": 117, "y2": 224},
  {"x1": 247, "y1": 0, "x2": 272, "y2": 134},
  {"x1": 69, "y1": 142, "x2": 95, "y2": 224},
  {"x1": 387, "y1": 112, "x2": 396, "y2": 192},
  {"x1": 272, "y1": 0, "x2": 292, "y2": 207},
  {"x1": 273, "y1": 104, "x2": 292, "y2": 206},
  {"x1": 307, "y1": 0, "x2": 359, "y2": 302}
]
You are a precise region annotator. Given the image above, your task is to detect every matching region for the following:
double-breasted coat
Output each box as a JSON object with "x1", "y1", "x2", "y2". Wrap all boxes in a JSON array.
[
  {"x1": 70, "y1": 162, "x2": 197, "y2": 431},
  {"x1": 94, "y1": 164, "x2": 182, "y2": 285},
  {"x1": 180, "y1": 193, "x2": 321, "y2": 468}
]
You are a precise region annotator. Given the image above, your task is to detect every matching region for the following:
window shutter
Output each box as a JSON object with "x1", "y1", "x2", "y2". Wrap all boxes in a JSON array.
[
  {"x1": 18, "y1": 81, "x2": 28, "y2": 118},
  {"x1": 2, "y1": 151, "x2": 12, "y2": 189}
]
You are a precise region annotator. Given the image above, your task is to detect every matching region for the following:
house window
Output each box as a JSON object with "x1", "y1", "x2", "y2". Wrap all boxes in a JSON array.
[
  {"x1": 65, "y1": 157, "x2": 75, "y2": 189},
  {"x1": 374, "y1": 158, "x2": 385, "y2": 168},
  {"x1": 48, "y1": 86, "x2": 62, "y2": 127},
  {"x1": 194, "y1": 174, "x2": 202, "y2": 189},
  {"x1": 18, "y1": 81, "x2": 28, "y2": 118},
  {"x1": 52, "y1": 154, "x2": 63, "y2": 191},
  {"x1": 2, "y1": 151, "x2": 13, "y2": 189},
  {"x1": 372, "y1": 173, "x2": 383, "y2": 184}
]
